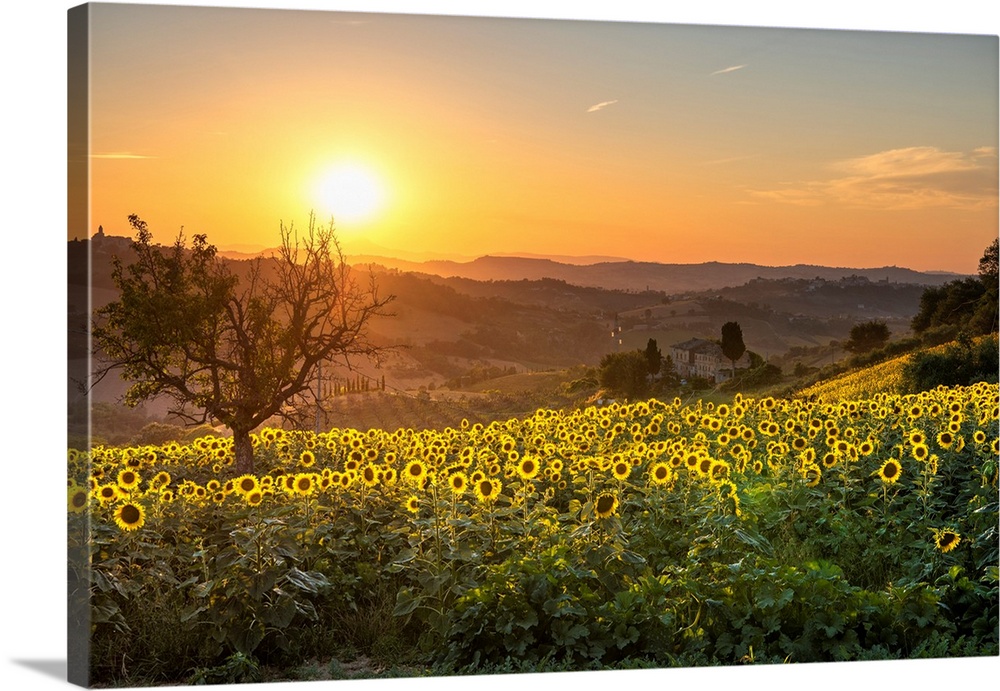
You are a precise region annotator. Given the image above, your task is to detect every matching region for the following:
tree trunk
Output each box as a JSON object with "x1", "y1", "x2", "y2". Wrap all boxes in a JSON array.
[{"x1": 233, "y1": 429, "x2": 255, "y2": 474}]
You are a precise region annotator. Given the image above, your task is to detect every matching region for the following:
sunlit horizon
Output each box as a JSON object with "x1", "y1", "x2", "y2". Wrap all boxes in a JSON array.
[{"x1": 75, "y1": 4, "x2": 999, "y2": 274}]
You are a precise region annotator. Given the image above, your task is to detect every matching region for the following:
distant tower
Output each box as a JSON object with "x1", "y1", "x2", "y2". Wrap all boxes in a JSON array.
[{"x1": 94, "y1": 225, "x2": 105, "y2": 240}]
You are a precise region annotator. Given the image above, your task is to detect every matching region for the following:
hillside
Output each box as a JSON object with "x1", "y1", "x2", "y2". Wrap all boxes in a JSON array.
[
  {"x1": 359, "y1": 254, "x2": 961, "y2": 294},
  {"x1": 795, "y1": 334, "x2": 999, "y2": 402},
  {"x1": 73, "y1": 233, "x2": 947, "y2": 421}
]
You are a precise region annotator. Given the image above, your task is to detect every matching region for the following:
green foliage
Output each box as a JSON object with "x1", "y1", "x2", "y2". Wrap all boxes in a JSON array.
[
  {"x1": 720, "y1": 321, "x2": 746, "y2": 372},
  {"x1": 79, "y1": 382, "x2": 999, "y2": 684},
  {"x1": 644, "y1": 338, "x2": 662, "y2": 377},
  {"x1": 723, "y1": 351, "x2": 782, "y2": 391},
  {"x1": 845, "y1": 320, "x2": 891, "y2": 355},
  {"x1": 911, "y1": 278, "x2": 987, "y2": 334},
  {"x1": 846, "y1": 335, "x2": 922, "y2": 369},
  {"x1": 909, "y1": 240, "x2": 999, "y2": 337},
  {"x1": 902, "y1": 334, "x2": 999, "y2": 391},
  {"x1": 189, "y1": 652, "x2": 261, "y2": 685},
  {"x1": 598, "y1": 350, "x2": 650, "y2": 399}
]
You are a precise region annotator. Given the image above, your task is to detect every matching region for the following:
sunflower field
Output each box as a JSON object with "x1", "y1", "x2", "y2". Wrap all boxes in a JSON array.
[{"x1": 68, "y1": 381, "x2": 999, "y2": 685}]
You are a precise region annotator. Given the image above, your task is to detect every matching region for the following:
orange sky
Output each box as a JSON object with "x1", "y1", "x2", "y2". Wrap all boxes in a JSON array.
[{"x1": 75, "y1": 3, "x2": 999, "y2": 273}]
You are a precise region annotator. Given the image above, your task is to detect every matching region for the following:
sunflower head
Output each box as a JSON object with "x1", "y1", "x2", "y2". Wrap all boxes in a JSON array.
[
  {"x1": 649, "y1": 462, "x2": 672, "y2": 486},
  {"x1": 935, "y1": 431, "x2": 954, "y2": 449},
  {"x1": 611, "y1": 460, "x2": 631, "y2": 481},
  {"x1": 113, "y1": 502, "x2": 146, "y2": 532},
  {"x1": 68, "y1": 486, "x2": 89, "y2": 513},
  {"x1": 697, "y1": 457, "x2": 714, "y2": 477},
  {"x1": 294, "y1": 473, "x2": 315, "y2": 495},
  {"x1": 361, "y1": 464, "x2": 380, "y2": 487},
  {"x1": 117, "y1": 469, "x2": 141, "y2": 491},
  {"x1": 404, "y1": 460, "x2": 427, "y2": 485},
  {"x1": 593, "y1": 492, "x2": 619, "y2": 519},
  {"x1": 474, "y1": 478, "x2": 501, "y2": 504},
  {"x1": 933, "y1": 528, "x2": 961, "y2": 553},
  {"x1": 517, "y1": 456, "x2": 539, "y2": 480},
  {"x1": 234, "y1": 474, "x2": 260, "y2": 496},
  {"x1": 96, "y1": 484, "x2": 120, "y2": 504},
  {"x1": 448, "y1": 471, "x2": 467, "y2": 495},
  {"x1": 877, "y1": 458, "x2": 903, "y2": 485}
]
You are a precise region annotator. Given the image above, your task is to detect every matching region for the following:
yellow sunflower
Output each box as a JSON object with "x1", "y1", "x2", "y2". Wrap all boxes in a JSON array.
[
  {"x1": 877, "y1": 458, "x2": 903, "y2": 485},
  {"x1": 381, "y1": 467, "x2": 398, "y2": 485},
  {"x1": 649, "y1": 462, "x2": 672, "y2": 486},
  {"x1": 933, "y1": 528, "x2": 961, "y2": 553},
  {"x1": 116, "y1": 469, "x2": 141, "y2": 491},
  {"x1": 474, "y1": 478, "x2": 502, "y2": 504},
  {"x1": 233, "y1": 474, "x2": 260, "y2": 496},
  {"x1": 405, "y1": 495, "x2": 420, "y2": 514},
  {"x1": 294, "y1": 473, "x2": 316, "y2": 496},
  {"x1": 593, "y1": 492, "x2": 619, "y2": 519},
  {"x1": 95, "y1": 484, "x2": 120, "y2": 505},
  {"x1": 403, "y1": 460, "x2": 427, "y2": 486},
  {"x1": 360, "y1": 464, "x2": 380, "y2": 487},
  {"x1": 68, "y1": 485, "x2": 89, "y2": 513},
  {"x1": 709, "y1": 460, "x2": 730, "y2": 482},
  {"x1": 448, "y1": 471, "x2": 468, "y2": 495},
  {"x1": 611, "y1": 460, "x2": 631, "y2": 481},
  {"x1": 517, "y1": 456, "x2": 540, "y2": 480},
  {"x1": 113, "y1": 502, "x2": 146, "y2": 532},
  {"x1": 697, "y1": 457, "x2": 714, "y2": 477},
  {"x1": 151, "y1": 471, "x2": 172, "y2": 491},
  {"x1": 935, "y1": 431, "x2": 954, "y2": 449}
]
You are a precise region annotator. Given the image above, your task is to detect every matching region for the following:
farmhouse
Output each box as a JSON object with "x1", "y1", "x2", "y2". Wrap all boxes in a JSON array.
[{"x1": 669, "y1": 338, "x2": 751, "y2": 383}]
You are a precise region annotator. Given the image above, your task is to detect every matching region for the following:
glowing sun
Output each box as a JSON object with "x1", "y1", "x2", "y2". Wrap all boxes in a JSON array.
[{"x1": 313, "y1": 163, "x2": 386, "y2": 224}]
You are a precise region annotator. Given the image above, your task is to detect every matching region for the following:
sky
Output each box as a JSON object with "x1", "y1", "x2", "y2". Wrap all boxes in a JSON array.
[{"x1": 73, "y1": 3, "x2": 999, "y2": 273}]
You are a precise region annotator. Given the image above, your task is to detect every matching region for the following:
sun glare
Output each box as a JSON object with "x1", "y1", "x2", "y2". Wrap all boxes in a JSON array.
[{"x1": 313, "y1": 163, "x2": 386, "y2": 225}]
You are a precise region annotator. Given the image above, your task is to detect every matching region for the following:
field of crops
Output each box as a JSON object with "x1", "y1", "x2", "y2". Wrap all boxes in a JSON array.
[
  {"x1": 798, "y1": 352, "x2": 912, "y2": 401},
  {"x1": 69, "y1": 381, "x2": 999, "y2": 685}
]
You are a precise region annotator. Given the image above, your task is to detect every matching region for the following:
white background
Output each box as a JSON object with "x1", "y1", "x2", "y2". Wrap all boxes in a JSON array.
[{"x1": 2, "y1": 1, "x2": 998, "y2": 690}]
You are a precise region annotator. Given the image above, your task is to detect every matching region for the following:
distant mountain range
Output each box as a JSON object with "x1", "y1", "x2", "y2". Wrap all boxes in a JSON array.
[
  {"x1": 341, "y1": 254, "x2": 963, "y2": 294},
  {"x1": 94, "y1": 232, "x2": 965, "y2": 295}
]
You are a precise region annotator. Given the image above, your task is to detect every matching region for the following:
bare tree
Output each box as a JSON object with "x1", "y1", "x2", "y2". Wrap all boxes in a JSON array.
[{"x1": 92, "y1": 213, "x2": 393, "y2": 473}]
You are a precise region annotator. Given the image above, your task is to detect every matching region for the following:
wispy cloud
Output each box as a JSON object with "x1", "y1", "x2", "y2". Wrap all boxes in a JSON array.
[
  {"x1": 587, "y1": 99, "x2": 618, "y2": 113},
  {"x1": 703, "y1": 154, "x2": 757, "y2": 166},
  {"x1": 90, "y1": 152, "x2": 156, "y2": 159},
  {"x1": 710, "y1": 64, "x2": 747, "y2": 76},
  {"x1": 750, "y1": 146, "x2": 998, "y2": 210}
]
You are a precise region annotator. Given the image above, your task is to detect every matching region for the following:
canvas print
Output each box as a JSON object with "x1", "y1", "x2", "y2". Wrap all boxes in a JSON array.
[{"x1": 67, "y1": 2, "x2": 999, "y2": 688}]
